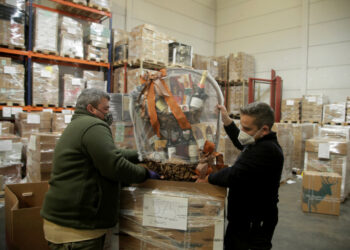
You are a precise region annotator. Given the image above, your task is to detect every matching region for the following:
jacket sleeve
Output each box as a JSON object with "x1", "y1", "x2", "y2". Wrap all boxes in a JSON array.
[
  {"x1": 224, "y1": 121, "x2": 244, "y2": 151},
  {"x1": 82, "y1": 124, "x2": 148, "y2": 184},
  {"x1": 208, "y1": 167, "x2": 232, "y2": 187},
  {"x1": 117, "y1": 148, "x2": 140, "y2": 163}
]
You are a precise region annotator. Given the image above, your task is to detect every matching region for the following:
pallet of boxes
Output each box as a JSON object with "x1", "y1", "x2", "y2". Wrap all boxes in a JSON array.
[{"x1": 116, "y1": 68, "x2": 227, "y2": 249}]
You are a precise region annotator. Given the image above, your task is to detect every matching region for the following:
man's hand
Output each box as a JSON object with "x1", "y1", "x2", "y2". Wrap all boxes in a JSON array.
[
  {"x1": 216, "y1": 104, "x2": 232, "y2": 126},
  {"x1": 147, "y1": 169, "x2": 161, "y2": 179}
]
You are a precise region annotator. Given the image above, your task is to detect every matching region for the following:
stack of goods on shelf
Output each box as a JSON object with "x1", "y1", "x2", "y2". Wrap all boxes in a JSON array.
[
  {"x1": 59, "y1": 16, "x2": 84, "y2": 59},
  {"x1": 281, "y1": 98, "x2": 301, "y2": 122},
  {"x1": 113, "y1": 68, "x2": 158, "y2": 93},
  {"x1": 227, "y1": 84, "x2": 248, "y2": 115},
  {"x1": 62, "y1": 74, "x2": 85, "y2": 107},
  {"x1": 32, "y1": 63, "x2": 59, "y2": 106},
  {"x1": 128, "y1": 24, "x2": 169, "y2": 66},
  {"x1": 83, "y1": 70, "x2": 106, "y2": 90},
  {"x1": 302, "y1": 171, "x2": 341, "y2": 215},
  {"x1": 34, "y1": 9, "x2": 58, "y2": 54},
  {"x1": 228, "y1": 52, "x2": 255, "y2": 83},
  {"x1": 119, "y1": 181, "x2": 225, "y2": 249},
  {"x1": 168, "y1": 42, "x2": 192, "y2": 67},
  {"x1": 192, "y1": 54, "x2": 228, "y2": 82},
  {"x1": 85, "y1": 22, "x2": 109, "y2": 62},
  {"x1": 113, "y1": 67, "x2": 126, "y2": 93},
  {"x1": 0, "y1": 56, "x2": 25, "y2": 105},
  {"x1": 0, "y1": 121, "x2": 15, "y2": 134},
  {"x1": 89, "y1": 0, "x2": 111, "y2": 11},
  {"x1": 346, "y1": 97, "x2": 350, "y2": 123},
  {"x1": 15, "y1": 112, "x2": 52, "y2": 138},
  {"x1": 52, "y1": 112, "x2": 72, "y2": 133},
  {"x1": 319, "y1": 125, "x2": 350, "y2": 141},
  {"x1": 113, "y1": 28, "x2": 129, "y2": 63},
  {"x1": 192, "y1": 54, "x2": 209, "y2": 70},
  {"x1": 301, "y1": 95, "x2": 327, "y2": 123},
  {"x1": 26, "y1": 132, "x2": 61, "y2": 182},
  {"x1": 0, "y1": 134, "x2": 22, "y2": 188},
  {"x1": 0, "y1": 2, "x2": 25, "y2": 49},
  {"x1": 304, "y1": 137, "x2": 350, "y2": 202},
  {"x1": 322, "y1": 103, "x2": 346, "y2": 124}
]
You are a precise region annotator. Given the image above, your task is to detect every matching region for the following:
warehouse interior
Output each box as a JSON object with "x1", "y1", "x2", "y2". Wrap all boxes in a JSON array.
[{"x1": 1, "y1": 0, "x2": 350, "y2": 249}]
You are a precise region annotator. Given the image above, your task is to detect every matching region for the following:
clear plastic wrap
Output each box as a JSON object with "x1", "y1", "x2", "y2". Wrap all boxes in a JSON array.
[
  {"x1": 52, "y1": 113, "x2": 71, "y2": 133},
  {"x1": 0, "y1": 121, "x2": 14, "y2": 135},
  {"x1": 85, "y1": 45, "x2": 108, "y2": 62},
  {"x1": 15, "y1": 112, "x2": 52, "y2": 138},
  {"x1": 281, "y1": 98, "x2": 301, "y2": 121},
  {"x1": 227, "y1": 84, "x2": 248, "y2": 115},
  {"x1": 217, "y1": 119, "x2": 241, "y2": 165},
  {"x1": 26, "y1": 132, "x2": 61, "y2": 182},
  {"x1": 168, "y1": 42, "x2": 192, "y2": 67},
  {"x1": 114, "y1": 44, "x2": 128, "y2": 62},
  {"x1": 85, "y1": 22, "x2": 110, "y2": 48},
  {"x1": 109, "y1": 93, "x2": 131, "y2": 122},
  {"x1": 210, "y1": 56, "x2": 228, "y2": 82},
  {"x1": 83, "y1": 70, "x2": 106, "y2": 91},
  {"x1": 0, "y1": 3, "x2": 25, "y2": 48},
  {"x1": 128, "y1": 24, "x2": 169, "y2": 66},
  {"x1": 322, "y1": 103, "x2": 346, "y2": 124},
  {"x1": 0, "y1": 134, "x2": 22, "y2": 187},
  {"x1": 0, "y1": 59, "x2": 25, "y2": 104},
  {"x1": 228, "y1": 52, "x2": 255, "y2": 82},
  {"x1": 301, "y1": 95, "x2": 327, "y2": 123},
  {"x1": 113, "y1": 28, "x2": 128, "y2": 46},
  {"x1": 59, "y1": 16, "x2": 84, "y2": 58},
  {"x1": 0, "y1": 0, "x2": 25, "y2": 11},
  {"x1": 130, "y1": 68, "x2": 223, "y2": 168},
  {"x1": 89, "y1": 0, "x2": 111, "y2": 11},
  {"x1": 62, "y1": 74, "x2": 85, "y2": 107},
  {"x1": 192, "y1": 54, "x2": 209, "y2": 70},
  {"x1": 275, "y1": 123, "x2": 294, "y2": 182},
  {"x1": 34, "y1": 9, "x2": 58, "y2": 53},
  {"x1": 319, "y1": 125, "x2": 350, "y2": 140},
  {"x1": 110, "y1": 121, "x2": 136, "y2": 150},
  {"x1": 119, "y1": 180, "x2": 225, "y2": 249},
  {"x1": 32, "y1": 63, "x2": 59, "y2": 106},
  {"x1": 304, "y1": 138, "x2": 350, "y2": 201}
]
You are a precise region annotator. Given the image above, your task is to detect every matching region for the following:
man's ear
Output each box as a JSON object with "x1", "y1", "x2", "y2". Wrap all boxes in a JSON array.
[
  {"x1": 86, "y1": 104, "x2": 95, "y2": 114},
  {"x1": 262, "y1": 125, "x2": 270, "y2": 136}
]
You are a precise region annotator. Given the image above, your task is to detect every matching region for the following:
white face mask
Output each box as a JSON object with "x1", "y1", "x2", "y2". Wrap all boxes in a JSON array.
[{"x1": 238, "y1": 129, "x2": 261, "y2": 146}]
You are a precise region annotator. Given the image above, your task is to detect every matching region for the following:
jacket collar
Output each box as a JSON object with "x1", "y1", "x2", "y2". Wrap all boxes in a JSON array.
[
  {"x1": 256, "y1": 131, "x2": 277, "y2": 143},
  {"x1": 72, "y1": 108, "x2": 101, "y2": 121}
]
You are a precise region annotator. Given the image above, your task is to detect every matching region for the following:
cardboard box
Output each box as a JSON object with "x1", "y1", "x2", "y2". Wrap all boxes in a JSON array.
[
  {"x1": 301, "y1": 95, "x2": 327, "y2": 123},
  {"x1": 322, "y1": 103, "x2": 346, "y2": 124},
  {"x1": 281, "y1": 98, "x2": 301, "y2": 121},
  {"x1": 0, "y1": 121, "x2": 15, "y2": 134},
  {"x1": 5, "y1": 181, "x2": 49, "y2": 250},
  {"x1": 52, "y1": 113, "x2": 70, "y2": 133},
  {"x1": 228, "y1": 52, "x2": 254, "y2": 82},
  {"x1": 302, "y1": 171, "x2": 341, "y2": 216},
  {"x1": 16, "y1": 112, "x2": 53, "y2": 138},
  {"x1": 119, "y1": 180, "x2": 226, "y2": 249}
]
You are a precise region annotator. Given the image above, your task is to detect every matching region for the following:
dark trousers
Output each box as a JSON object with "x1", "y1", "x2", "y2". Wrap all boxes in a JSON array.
[
  {"x1": 47, "y1": 235, "x2": 105, "y2": 250},
  {"x1": 225, "y1": 210, "x2": 278, "y2": 250}
]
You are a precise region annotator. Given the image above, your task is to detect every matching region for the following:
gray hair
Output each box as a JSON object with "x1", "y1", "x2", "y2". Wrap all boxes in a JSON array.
[
  {"x1": 76, "y1": 88, "x2": 110, "y2": 109},
  {"x1": 240, "y1": 102, "x2": 275, "y2": 130}
]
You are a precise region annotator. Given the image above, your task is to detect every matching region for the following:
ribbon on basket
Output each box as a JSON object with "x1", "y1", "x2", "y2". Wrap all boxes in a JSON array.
[
  {"x1": 138, "y1": 68, "x2": 191, "y2": 137},
  {"x1": 195, "y1": 140, "x2": 225, "y2": 183}
]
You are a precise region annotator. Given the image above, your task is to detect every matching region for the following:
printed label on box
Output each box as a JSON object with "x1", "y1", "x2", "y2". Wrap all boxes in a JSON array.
[
  {"x1": 72, "y1": 78, "x2": 82, "y2": 86},
  {"x1": 64, "y1": 115, "x2": 72, "y2": 124},
  {"x1": 67, "y1": 27, "x2": 77, "y2": 35},
  {"x1": 142, "y1": 194, "x2": 188, "y2": 231},
  {"x1": 318, "y1": 143, "x2": 330, "y2": 159},
  {"x1": 28, "y1": 135, "x2": 36, "y2": 150},
  {"x1": 2, "y1": 107, "x2": 12, "y2": 117},
  {"x1": 308, "y1": 96, "x2": 316, "y2": 103},
  {"x1": 43, "y1": 109, "x2": 53, "y2": 113},
  {"x1": 41, "y1": 69, "x2": 52, "y2": 78},
  {"x1": 11, "y1": 107, "x2": 23, "y2": 115},
  {"x1": 61, "y1": 109, "x2": 72, "y2": 114},
  {"x1": 286, "y1": 100, "x2": 294, "y2": 106},
  {"x1": 4, "y1": 66, "x2": 16, "y2": 74},
  {"x1": 1, "y1": 59, "x2": 6, "y2": 66},
  {"x1": 0, "y1": 140, "x2": 12, "y2": 151},
  {"x1": 27, "y1": 114, "x2": 40, "y2": 124}
]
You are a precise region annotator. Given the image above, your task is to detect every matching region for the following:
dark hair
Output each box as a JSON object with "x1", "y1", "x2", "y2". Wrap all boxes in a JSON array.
[
  {"x1": 76, "y1": 88, "x2": 110, "y2": 109},
  {"x1": 240, "y1": 102, "x2": 275, "y2": 130}
]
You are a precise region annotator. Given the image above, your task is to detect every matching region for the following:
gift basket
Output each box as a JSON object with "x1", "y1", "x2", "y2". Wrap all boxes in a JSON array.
[{"x1": 130, "y1": 68, "x2": 224, "y2": 181}]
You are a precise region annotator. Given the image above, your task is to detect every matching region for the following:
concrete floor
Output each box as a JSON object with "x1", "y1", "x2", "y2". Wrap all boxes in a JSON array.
[{"x1": 1, "y1": 176, "x2": 349, "y2": 249}]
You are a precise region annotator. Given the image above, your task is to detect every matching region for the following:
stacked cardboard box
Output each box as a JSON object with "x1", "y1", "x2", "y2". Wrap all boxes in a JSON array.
[
  {"x1": 0, "y1": 121, "x2": 14, "y2": 135},
  {"x1": 346, "y1": 97, "x2": 350, "y2": 123},
  {"x1": 228, "y1": 52, "x2": 255, "y2": 82},
  {"x1": 302, "y1": 171, "x2": 341, "y2": 215},
  {"x1": 319, "y1": 125, "x2": 350, "y2": 141},
  {"x1": 62, "y1": 74, "x2": 85, "y2": 107},
  {"x1": 34, "y1": 9, "x2": 58, "y2": 54},
  {"x1": 89, "y1": 0, "x2": 111, "y2": 11},
  {"x1": 85, "y1": 22, "x2": 109, "y2": 62},
  {"x1": 227, "y1": 84, "x2": 248, "y2": 115},
  {"x1": 0, "y1": 134, "x2": 22, "y2": 188},
  {"x1": 192, "y1": 54, "x2": 209, "y2": 70},
  {"x1": 301, "y1": 95, "x2": 326, "y2": 123},
  {"x1": 192, "y1": 54, "x2": 228, "y2": 82},
  {"x1": 128, "y1": 24, "x2": 169, "y2": 66},
  {"x1": 114, "y1": 28, "x2": 128, "y2": 62},
  {"x1": 113, "y1": 68, "x2": 157, "y2": 93},
  {"x1": 84, "y1": 70, "x2": 106, "y2": 91},
  {"x1": 168, "y1": 42, "x2": 192, "y2": 67},
  {"x1": 26, "y1": 132, "x2": 60, "y2": 182},
  {"x1": 32, "y1": 63, "x2": 59, "y2": 106},
  {"x1": 52, "y1": 113, "x2": 72, "y2": 133},
  {"x1": 59, "y1": 16, "x2": 84, "y2": 59},
  {"x1": 0, "y1": 58, "x2": 25, "y2": 104},
  {"x1": 281, "y1": 98, "x2": 301, "y2": 122},
  {"x1": 0, "y1": 4, "x2": 25, "y2": 49},
  {"x1": 305, "y1": 138, "x2": 350, "y2": 201},
  {"x1": 322, "y1": 103, "x2": 346, "y2": 124},
  {"x1": 110, "y1": 121, "x2": 136, "y2": 149},
  {"x1": 16, "y1": 112, "x2": 52, "y2": 138},
  {"x1": 119, "y1": 180, "x2": 225, "y2": 249}
]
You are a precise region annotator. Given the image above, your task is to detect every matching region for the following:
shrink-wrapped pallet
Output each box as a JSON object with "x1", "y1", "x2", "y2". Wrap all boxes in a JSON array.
[
  {"x1": 0, "y1": 59, "x2": 25, "y2": 104},
  {"x1": 227, "y1": 85, "x2": 248, "y2": 115},
  {"x1": 322, "y1": 103, "x2": 346, "y2": 124},
  {"x1": 0, "y1": 121, "x2": 14, "y2": 135},
  {"x1": 281, "y1": 98, "x2": 301, "y2": 122},
  {"x1": 301, "y1": 95, "x2": 327, "y2": 123},
  {"x1": 83, "y1": 70, "x2": 106, "y2": 91},
  {"x1": 228, "y1": 52, "x2": 254, "y2": 82},
  {"x1": 62, "y1": 74, "x2": 85, "y2": 107},
  {"x1": 192, "y1": 54, "x2": 228, "y2": 82},
  {"x1": 59, "y1": 16, "x2": 83, "y2": 59},
  {"x1": 85, "y1": 45, "x2": 108, "y2": 62},
  {"x1": 89, "y1": 0, "x2": 111, "y2": 11},
  {"x1": 168, "y1": 42, "x2": 192, "y2": 67},
  {"x1": 0, "y1": 4, "x2": 25, "y2": 49},
  {"x1": 15, "y1": 112, "x2": 52, "y2": 138},
  {"x1": 52, "y1": 113, "x2": 72, "y2": 133},
  {"x1": 34, "y1": 9, "x2": 58, "y2": 54}
]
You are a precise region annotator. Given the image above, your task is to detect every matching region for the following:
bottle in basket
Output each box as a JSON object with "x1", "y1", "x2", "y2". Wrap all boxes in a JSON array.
[
  {"x1": 189, "y1": 131, "x2": 199, "y2": 163},
  {"x1": 190, "y1": 71, "x2": 208, "y2": 110}
]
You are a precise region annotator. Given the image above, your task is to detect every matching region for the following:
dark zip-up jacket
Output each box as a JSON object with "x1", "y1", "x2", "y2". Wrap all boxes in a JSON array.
[
  {"x1": 209, "y1": 121, "x2": 283, "y2": 221},
  {"x1": 41, "y1": 108, "x2": 148, "y2": 229}
]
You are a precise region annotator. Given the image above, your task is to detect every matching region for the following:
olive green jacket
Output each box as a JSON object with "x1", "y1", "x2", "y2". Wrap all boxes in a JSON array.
[{"x1": 41, "y1": 108, "x2": 148, "y2": 229}]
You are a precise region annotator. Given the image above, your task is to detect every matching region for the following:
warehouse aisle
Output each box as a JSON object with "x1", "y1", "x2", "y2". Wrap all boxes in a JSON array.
[{"x1": 273, "y1": 176, "x2": 350, "y2": 250}]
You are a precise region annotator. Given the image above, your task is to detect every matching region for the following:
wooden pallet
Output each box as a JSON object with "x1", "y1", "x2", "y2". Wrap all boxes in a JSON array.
[
  {"x1": 301, "y1": 120, "x2": 321, "y2": 124},
  {"x1": 88, "y1": 3, "x2": 110, "y2": 12},
  {"x1": 65, "y1": 0, "x2": 87, "y2": 6},
  {"x1": 167, "y1": 64, "x2": 193, "y2": 70},
  {"x1": 0, "y1": 102, "x2": 25, "y2": 106},
  {"x1": 33, "y1": 49, "x2": 59, "y2": 56},
  {"x1": 229, "y1": 79, "x2": 249, "y2": 86},
  {"x1": 280, "y1": 120, "x2": 300, "y2": 124},
  {"x1": 113, "y1": 60, "x2": 128, "y2": 67},
  {"x1": 57, "y1": 4, "x2": 102, "y2": 19},
  {"x1": 323, "y1": 122, "x2": 345, "y2": 126},
  {"x1": 0, "y1": 44, "x2": 25, "y2": 50},
  {"x1": 33, "y1": 103, "x2": 58, "y2": 108},
  {"x1": 129, "y1": 59, "x2": 166, "y2": 70},
  {"x1": 87, "y1": 56, "x2": 107, "y2": 63},
  {"x1": 62, "y1": 54, "x2": 83, "y2": 60}
]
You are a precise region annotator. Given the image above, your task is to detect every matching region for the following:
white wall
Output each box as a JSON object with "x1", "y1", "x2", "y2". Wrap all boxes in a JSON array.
[
  {"x1": 110, "y1": 0, "x2": 216, "y2": 56},
  {"x1": 216, "y1": 0, "x2": 350, "y2": 103}
]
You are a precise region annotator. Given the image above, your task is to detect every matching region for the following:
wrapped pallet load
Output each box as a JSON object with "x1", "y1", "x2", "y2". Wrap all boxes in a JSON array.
[
  {"x1": 62, "y1": 74, "x2": 85, "y2": 107},
  {"x1": 85, "y1": 22, "x2": 109, "y2": 62},
  {"x1": 113, "y1": 28, "x2": 129, "y2": 63},
  {"x1": 59, "y1": 16, "x2": 84, "y2": 59},
  {"x1": 228, "y1": 52, "x2": 255, "y2": 83},
  {"x1": 301, "y1": 95, "x2": 327, "y2": 123},
  {"x1": 83, "y1": 70, "x2": 106, "y2": 91},
  {"x1": 322, "y1": 103, "x2": 346, "y2": 124},
  {"x1": 281, "y1": 98, "x2": 301, "y2": 122},
  {"x1": 34, "y1": 8, "x2": 58, "y2": 54}
]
